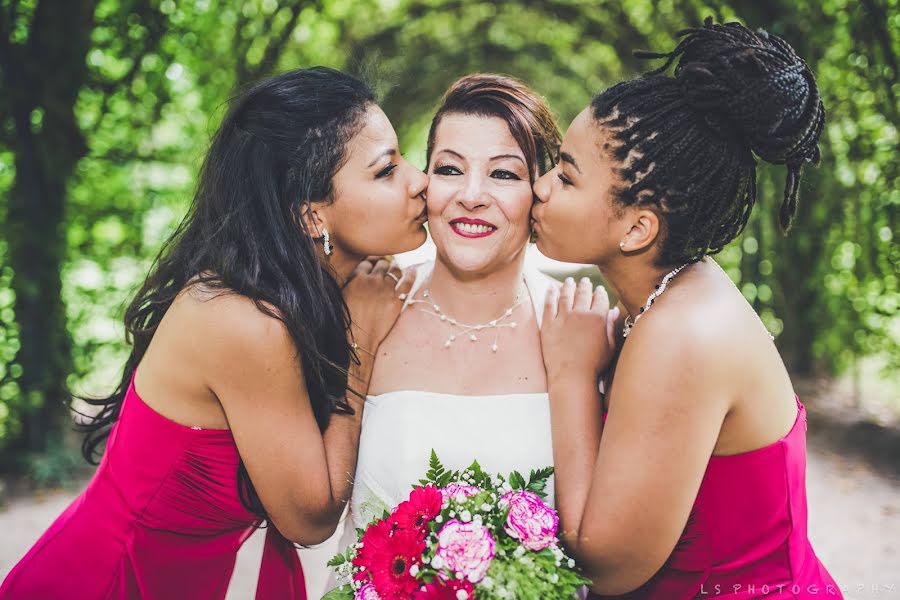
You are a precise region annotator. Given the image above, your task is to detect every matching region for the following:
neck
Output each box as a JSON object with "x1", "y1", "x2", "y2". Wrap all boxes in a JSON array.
[
  {"x1": 599, "y1": 256, "x2": 691, "y2": 320},
  {"x1": 324, "y1": 248, "x2": 362, "y2": 286},
  {"x1": 426, "y1": 251, "x2": 528, "y2": 323}
]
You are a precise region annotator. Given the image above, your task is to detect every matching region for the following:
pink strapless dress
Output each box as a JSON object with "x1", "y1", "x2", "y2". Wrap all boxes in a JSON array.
[
  {"x1": 0, "y1": 374, "x2": 306, "y2": 600},
  {"x1": 591, "y1": 398, "x2": 841, "y2": 600}
]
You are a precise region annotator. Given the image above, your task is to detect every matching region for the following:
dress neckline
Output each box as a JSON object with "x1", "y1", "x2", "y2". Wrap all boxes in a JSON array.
[
  {"x1": 366, "y1": 389, "x2": 549, "y2": 402},
  {"x1": 128, "y1": 371, "x2": 233, "y2": 437}
]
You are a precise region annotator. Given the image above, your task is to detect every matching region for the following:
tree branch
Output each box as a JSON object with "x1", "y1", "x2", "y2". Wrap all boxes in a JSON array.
[
  {"x1": 857, "y1": 0, "x2": 899, "y2": 122},
  {"x1": 89, "y1": 0, "x2": 169, "y2": 134},
  {"x1": 233, "y1": 3, "x2": 254, "y2": 88},
  {"x1": 250, "y1": 2, "x2": 306, "y2": 81}
]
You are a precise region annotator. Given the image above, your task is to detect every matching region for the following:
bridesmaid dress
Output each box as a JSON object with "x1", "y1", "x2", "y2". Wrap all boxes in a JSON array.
[
  {"x1": 0, "y1": 373, "x2": 306, "y2": 600},
  {"x1": 591, "y1": 398, "x2": 842, "y2": 599}
]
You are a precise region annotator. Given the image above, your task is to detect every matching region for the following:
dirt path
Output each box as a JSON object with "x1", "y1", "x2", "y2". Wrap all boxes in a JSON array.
[{"x1": 1, "y1": 440, "x2": 897, "y2": 599}]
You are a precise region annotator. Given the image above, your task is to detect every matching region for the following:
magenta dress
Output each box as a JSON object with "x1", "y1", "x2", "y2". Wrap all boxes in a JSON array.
[
  {"x1": 0, "y1": 374, "x2": 306, "y2": 600},
  {"x1": 591, "y1": 398, "x2": 841, "y2": 600}
]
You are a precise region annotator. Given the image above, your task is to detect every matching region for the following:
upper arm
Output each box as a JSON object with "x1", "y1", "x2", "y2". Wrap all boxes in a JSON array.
[
  {"x1": 199, "y1": 296, "x2": 335, "y2": 539},
  {"x1": 578, "y1": 314, "x2": 730, "y2": 593}
]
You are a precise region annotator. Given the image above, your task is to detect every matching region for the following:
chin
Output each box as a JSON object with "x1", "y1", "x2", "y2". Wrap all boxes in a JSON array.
[
  {"x1": 535, "y1": 237, "x2": 559, "y2": 260},
  {"x1": 390, "y1": 228, "x2": 428, "y2": 255}
]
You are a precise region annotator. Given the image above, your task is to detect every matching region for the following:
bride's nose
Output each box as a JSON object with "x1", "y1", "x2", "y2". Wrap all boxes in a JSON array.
[{"x1": 457, "y1": 174, "x2": 491, "y2": 211}]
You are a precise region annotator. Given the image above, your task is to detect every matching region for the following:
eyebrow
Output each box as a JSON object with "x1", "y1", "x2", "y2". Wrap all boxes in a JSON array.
[
  {"x1": 560, "y1": 151, "x2": 581, "y2": 174},
  {"x1": 367, "y1": 148, "x2": 396, "y2": 168},
  {"x1": 435, "y1": 148, "x2": 527, "y2": 165}
]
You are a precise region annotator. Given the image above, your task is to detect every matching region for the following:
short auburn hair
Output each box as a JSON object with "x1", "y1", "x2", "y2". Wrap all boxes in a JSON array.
[{"x1": 426, "y1": 73, "x2": 561, "y2": 182}]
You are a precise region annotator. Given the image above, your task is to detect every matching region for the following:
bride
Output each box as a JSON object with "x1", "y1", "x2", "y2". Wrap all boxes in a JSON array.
[{"x1": 319, "y1": 72, "x2": 563, "y2": 592}]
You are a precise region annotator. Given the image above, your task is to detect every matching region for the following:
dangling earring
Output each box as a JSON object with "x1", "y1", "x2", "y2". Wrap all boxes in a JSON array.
[{"x1": 322, "y1": 228, "x2": 332, "y2": 256}]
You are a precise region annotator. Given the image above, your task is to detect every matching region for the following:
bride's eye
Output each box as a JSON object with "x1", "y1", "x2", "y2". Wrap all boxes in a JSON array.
[
  {"x1": 433, "y1": 164, "x2": 462, "y2": 176},
  {"x1": 491, "y1": 169, "x2": 520, "y2": 181}
]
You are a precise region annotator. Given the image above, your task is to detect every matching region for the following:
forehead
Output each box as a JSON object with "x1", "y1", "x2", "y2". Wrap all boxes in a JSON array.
[
  {"x1": 344, "y1": 105, "x2": 397, "y2": 160},
  {"x1": 563, "y1": 108, "x2": 597, "y2": 156},
  {"x1": 432, "y1": 113, "x2": 523, "y2": 158}
]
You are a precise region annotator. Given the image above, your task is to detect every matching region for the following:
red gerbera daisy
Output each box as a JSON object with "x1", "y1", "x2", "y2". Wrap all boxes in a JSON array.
[
  {"x1": 391, "y1": 485, "x2": 443, "y2": 532},
  {"x1": 353, "y1": 519, "x2": 425, "y2": 599},
  {"x1": 412, "y1": 577, "x2": 474, "y2": 599}
]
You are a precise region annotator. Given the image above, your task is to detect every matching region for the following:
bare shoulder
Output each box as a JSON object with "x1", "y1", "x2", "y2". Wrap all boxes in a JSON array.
[
  {"x1": 629, "y1": 272, "x2": 756, "y2": 366},
  {"x1": 171, "y1": 285, "x2": 296, "y2": 366},
  {"x1": 614, "y1": 281, "x2": 748, "y2": 417}
]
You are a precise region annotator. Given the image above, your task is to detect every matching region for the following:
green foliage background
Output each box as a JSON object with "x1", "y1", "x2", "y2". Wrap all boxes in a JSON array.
[{"x1": 0, "y1": 0, "x2": 897, "y2": 459}]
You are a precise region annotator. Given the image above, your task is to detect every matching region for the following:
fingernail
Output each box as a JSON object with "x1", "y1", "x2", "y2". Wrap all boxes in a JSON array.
[
  {"x1": 581, "y1": 277, "x2": 590, "y2": 284},
  {"x1": 565, "y1": 277, "x2": 574, "y2": 284}
]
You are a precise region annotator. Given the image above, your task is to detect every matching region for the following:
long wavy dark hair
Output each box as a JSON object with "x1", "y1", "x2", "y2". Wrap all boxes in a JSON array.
[{"x1": 79, "y1": 67, "x2": 375, "y2": 517}]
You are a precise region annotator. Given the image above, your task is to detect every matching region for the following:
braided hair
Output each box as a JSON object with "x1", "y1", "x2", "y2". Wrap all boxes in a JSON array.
[{"x1": 592, "y1": 17, "x2": 825, "y2": 266}]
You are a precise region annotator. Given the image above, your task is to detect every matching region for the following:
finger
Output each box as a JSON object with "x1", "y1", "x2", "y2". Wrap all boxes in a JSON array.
[
  {"x1": 560, "y1": 277, "x2": 576, "y2": 312},
  {"x1": 591, "y1": 285, "x2": 610, "y2": 315},
  {"x1": 574, "y1": 277, "x2": 593, "y2": 311},
  {"x1": 354, "y1": 259, "x2": 374, "y2": 276},
  {"x1": 365, "y1": 255, "x2": 386, "y2": 263},
  {"x1": 543, "y1": 285, "x2": 560, "y2": 322},
  {"x1": 385, "y1": 263, "x2": 403, "y2": 286},
  {"x1": 606, "y1": 306, "x2": 621, "y2": 349},
  {"x1": 371, "y1": 259, "x2": 391, "y2": 276}
]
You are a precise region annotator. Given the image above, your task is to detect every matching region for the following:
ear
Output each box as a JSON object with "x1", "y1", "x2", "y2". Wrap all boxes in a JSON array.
[
  {"x1": 620, "y1": 208, "x2": 661, "y2": 253},
  {"x1": 298, "y1": 202, "x2": 329, "y2": 238}
]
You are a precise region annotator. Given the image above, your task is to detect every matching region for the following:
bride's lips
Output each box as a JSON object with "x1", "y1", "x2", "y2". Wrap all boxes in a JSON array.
[
  {"x1": 415, "y1": 206, "x2": 428, "y2": 223},
  {"x1": 449, "y1": 217, "x2": 497, "y2": 239}
]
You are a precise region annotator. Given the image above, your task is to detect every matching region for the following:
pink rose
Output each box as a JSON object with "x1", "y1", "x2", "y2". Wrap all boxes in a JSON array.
[
  {"x1": 435, "y1": 519, "x2": 495, "y2": 583},
  {"x1": 502, "y1": 490, "x2": 559, "y2": 551},
  {"x1": 354, "y1": 582, "x2": 381, "y2": 600},
  {"x1": 440, "y1": 484, "x2": 480, "y2": 504}
]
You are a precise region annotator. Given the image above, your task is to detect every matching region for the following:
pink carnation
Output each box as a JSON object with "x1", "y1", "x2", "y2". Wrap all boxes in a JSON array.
[
  {"x1": 501, "y1": 490, "x2": 559, "y2": 551},
  {"x1": 440, "y1": 484, "x2": 480, "y2": 504},
  {"x1": 435, "y1": 519, "x2": 495, "y2": 583},
  {"x1": 354, "y1": 582, "x2": 381, "y2": 600}
]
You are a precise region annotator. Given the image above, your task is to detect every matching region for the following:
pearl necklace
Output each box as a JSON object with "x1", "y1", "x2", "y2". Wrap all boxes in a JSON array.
[
  {"x1": 622, "y1": 263, "x2": 690, "y2": 338},
  {"x1": 408, "y1": 285, "x2": 524, "y2": 353}
]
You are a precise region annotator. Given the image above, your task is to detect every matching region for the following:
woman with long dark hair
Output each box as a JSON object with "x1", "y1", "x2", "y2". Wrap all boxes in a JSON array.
[
  {"x1": 0, "y1": 66, "x2": 428, "y2": 600},
  {"x1": 533, "y1": 20, "x2": 840, "y2": 598}
]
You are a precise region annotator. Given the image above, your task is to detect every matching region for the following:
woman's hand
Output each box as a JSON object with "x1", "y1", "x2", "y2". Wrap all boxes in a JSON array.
[
  {"x1": 541, "y1": 276, "x2": 619, "y2": 381},
  {"x1": 343, "y1": 257, "x2": 415, "y2": 353}
]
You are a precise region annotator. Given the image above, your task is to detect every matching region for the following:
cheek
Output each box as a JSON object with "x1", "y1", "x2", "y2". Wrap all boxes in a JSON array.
[
  {"x1": 496, "y1": 188, "x2": 534, "y2": 232},
  {"x1": 425, "y1": 179, "x2": 455, "y2": 216},
  {"x1": 333, "y1": 186, "x2": 397, "y2": 233}
]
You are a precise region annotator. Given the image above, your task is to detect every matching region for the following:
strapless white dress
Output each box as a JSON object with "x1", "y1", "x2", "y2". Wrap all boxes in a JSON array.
[{"x1": 318, "y1": 262, "x2": 556, "y2": 593}]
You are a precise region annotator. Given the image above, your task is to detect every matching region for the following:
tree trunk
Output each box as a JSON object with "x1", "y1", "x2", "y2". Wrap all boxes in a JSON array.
[{"x1": 1, "y1": 0, "x2": 95, "y2": 455}]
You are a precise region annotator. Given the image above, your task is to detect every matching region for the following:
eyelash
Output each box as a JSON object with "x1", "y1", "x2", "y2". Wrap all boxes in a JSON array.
[
  {"x1": 433, "y1": 165, "x2": 521, "y2": 180},
  {"x1": 492, "y1": 169, "x2": 520, "y2": 181},
  {"x1": 376, "y1": 164, "x2": 397, "y2": 178},
  {"x1": 433, "y1": 164, "x2": 461, "y2": 176},
  {"x1": 557, "y1": 172, "x2": 573, "y2": 187}
]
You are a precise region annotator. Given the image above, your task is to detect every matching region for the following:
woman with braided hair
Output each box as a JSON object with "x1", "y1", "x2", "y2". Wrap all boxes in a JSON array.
[{"x1": 533, "y1": 19, "x2": 839, "y2": 598}]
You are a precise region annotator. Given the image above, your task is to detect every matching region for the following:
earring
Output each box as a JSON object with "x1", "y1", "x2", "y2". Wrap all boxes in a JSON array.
[
  {"x1": 322, "y1": 228, "x2": 332, "y2": 256},
  {"x1": 619, "y1": 240, "x2": 626, "y2": 250}
]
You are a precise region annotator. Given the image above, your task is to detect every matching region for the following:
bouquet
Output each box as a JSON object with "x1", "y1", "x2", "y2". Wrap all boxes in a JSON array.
[{"x1": 324, "y1": 451, "x2": 588, "y2": 599}]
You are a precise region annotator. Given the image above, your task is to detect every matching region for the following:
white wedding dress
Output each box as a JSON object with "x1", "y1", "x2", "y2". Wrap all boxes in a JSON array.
[{"x1": 316, "y1": 262, "x2": 556, "y2": 594}]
